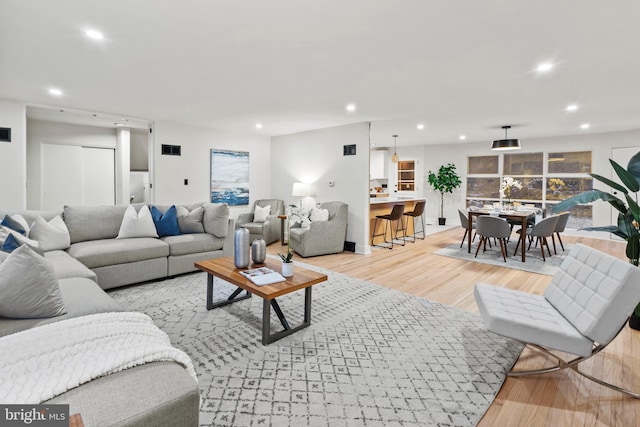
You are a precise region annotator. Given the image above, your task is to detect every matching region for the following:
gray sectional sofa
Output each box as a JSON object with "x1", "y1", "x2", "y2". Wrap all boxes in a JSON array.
[
  {"x1": 0, "y1": 202, "x2": 234, "y2": 426},
  {"x1": 7, "y1": 202, "x2": 234, "y2": 289}
]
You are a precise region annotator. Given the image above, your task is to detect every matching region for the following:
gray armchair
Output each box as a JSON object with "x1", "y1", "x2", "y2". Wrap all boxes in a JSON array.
[
  {"x1": 236, "y1": 199, "x2": 284, "y2": 245},
  {"x1": 289, "y1": 201, "x2": 348, "y2": 257}
]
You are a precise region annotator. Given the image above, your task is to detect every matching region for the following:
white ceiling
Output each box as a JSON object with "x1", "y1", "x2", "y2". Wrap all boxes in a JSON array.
[{"x1": 1, "y1": 1, "x2": 640, "y2": 148}]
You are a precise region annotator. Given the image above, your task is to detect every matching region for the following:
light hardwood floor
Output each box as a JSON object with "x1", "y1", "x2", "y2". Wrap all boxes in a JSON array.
[{"x1": 268, "y1": 227, "x2": 640, "y2": 426}]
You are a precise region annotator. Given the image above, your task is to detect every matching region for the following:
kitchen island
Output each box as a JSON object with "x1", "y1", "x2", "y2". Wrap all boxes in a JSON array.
[{"x1": 370, "y1": 197, "x2": 426, "y2": 245}]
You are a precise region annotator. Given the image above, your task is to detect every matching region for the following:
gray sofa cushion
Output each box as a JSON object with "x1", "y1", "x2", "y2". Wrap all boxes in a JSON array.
[
  {"x1": 44, "y1": 250, "x2": 98, "y2": 282},
  {"x1": 161, "y1": 233, "x2": 224, "y2": 256},
  {"x1": 0, "y1": 277, "x2": 123, "y2": 338},
  {"x1": 64, "y1": 205, "x2": 128, "y2": 243},
  {"x1": 46, "y1": 362, "x2": 199, "y2": 427},
  {"x1": 68, "y1": 238, "x2": 169, "y2": 269},
  {"x1": 202, "y1": 203, "x2": 229, "y2": 238}
]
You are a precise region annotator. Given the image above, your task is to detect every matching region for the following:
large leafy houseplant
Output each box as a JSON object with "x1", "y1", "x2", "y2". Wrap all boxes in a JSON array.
[
  {"x1": 552, "y1": 151, "x2": 640, "y2": 323},
  {"x1": 427, "y1": 163, "x2": 462, "y2": 225}
]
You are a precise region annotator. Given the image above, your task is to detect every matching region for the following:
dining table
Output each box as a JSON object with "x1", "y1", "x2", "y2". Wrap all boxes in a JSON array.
[{"x1": 467, "y1": 208, "x2": 536, "y2": 262}]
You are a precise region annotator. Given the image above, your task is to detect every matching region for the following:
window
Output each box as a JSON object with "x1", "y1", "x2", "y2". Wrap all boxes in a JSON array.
[
  {"x1": 466, "y1": 151, "x2": 593, "y2": 227},
  {"x1": 546, "y1": 151, "x2": 593, "y2": 228},
  {"x1": 466, "y1": 155, "x2": 499, "y2": 207},
  {"x1": 468, "y1": 156, "x2": 498, "y2": 174},
  {"x1": 503, "y1": 152, "x2": 543, "y2": 175}
]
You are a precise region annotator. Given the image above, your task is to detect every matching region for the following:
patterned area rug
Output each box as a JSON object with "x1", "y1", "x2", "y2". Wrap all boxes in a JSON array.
[
  {"x1": 109, "y1": 263, "x2": 522, "y2": 427},
  {"x1": 434, "y1": 237, "x2": 570, "y2": 276}
]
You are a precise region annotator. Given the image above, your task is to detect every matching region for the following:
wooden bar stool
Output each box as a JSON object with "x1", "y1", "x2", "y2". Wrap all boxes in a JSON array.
[
  {"x1": 403, "y1": 200, "x2": 426, "y2": 242},
  {"x1": 371, "y1": 204, "x2": 406, "y2": 249}
]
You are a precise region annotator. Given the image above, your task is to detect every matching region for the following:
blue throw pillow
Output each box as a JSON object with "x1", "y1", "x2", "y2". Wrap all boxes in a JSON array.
[
  {"x1": 1, "y1": 215, "x2": 27, "y2": 236},
  {"x1": 150, "y1": 205, "x2": 180, "y2": 237},
  {"x1": 1, "y1": 233, "x2": 44, "y2": 256}
]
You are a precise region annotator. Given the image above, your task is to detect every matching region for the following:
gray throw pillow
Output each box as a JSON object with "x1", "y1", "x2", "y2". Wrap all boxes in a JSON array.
[
  {"x1": 176, "y1": 206, "x2": 205, "y2": 234},
  {"x1": 0, "y1": 245, "x2": 66, "y2": 319}
]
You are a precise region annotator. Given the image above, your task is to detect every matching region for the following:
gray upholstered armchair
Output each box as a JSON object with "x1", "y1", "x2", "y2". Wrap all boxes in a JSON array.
[
  {"x1": 289, "y1": 201, "x2": 348, "y2": 257},
  {"x1": 236, "y1": 199, "x2": 284, "y2": 245}
]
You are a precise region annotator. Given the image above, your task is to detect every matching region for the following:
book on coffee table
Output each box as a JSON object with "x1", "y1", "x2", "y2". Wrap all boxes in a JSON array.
[{"x1": 239, "y1": 267, "x2": 286, "y2": 286}]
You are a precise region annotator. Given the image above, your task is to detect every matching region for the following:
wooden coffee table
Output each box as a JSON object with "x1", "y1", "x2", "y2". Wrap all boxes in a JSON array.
[{"x1": 194, "y1": 257, "x2": 327, "y2": 345}]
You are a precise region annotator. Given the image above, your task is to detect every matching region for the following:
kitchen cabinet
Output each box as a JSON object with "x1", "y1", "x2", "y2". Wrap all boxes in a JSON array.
[
  {"x1": 370, "y1": 150, "x2": 388, "y2": 179},
  {"x1": 397, "y1": 160, "x2": 415, "y2": 191}
]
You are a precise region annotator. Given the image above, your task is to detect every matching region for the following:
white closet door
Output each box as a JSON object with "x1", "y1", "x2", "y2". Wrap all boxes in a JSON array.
[
  {"x1": 42, "y1": 143, "x2": 83, "y2": 211},
  {"x1": 42, "y1": 144, "x2": 115, "y2": 210},
  {"x1": 82, "y1": 147, "x2": 115, "y2": 205}
]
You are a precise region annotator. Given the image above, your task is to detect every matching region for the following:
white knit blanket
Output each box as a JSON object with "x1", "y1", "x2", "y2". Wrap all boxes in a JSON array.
[{"x1": 0, "y1": 312, "x2": 198, "y2": 404}]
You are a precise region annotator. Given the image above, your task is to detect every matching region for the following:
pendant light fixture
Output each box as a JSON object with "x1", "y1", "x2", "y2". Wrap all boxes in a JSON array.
[
  {"x1": 391, "y1": 134, "x2": 399, "y2": 163},
  {"x1": 491, "y1": 125, "x2": 521, "y2": 151}
]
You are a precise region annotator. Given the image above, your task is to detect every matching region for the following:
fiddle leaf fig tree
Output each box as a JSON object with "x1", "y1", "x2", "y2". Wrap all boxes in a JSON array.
[
  {"x1": 552, "y1": 151, "x2": 640, "y2": 318},
  {"x1": 428, "y1": 163, "x2": 462, "y2": 221}
]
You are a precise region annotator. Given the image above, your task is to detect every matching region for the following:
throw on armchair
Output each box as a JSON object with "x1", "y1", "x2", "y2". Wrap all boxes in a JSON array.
[
  {"x1": 236, "y1": 199, "x2": 284, "y2": 245},
  {"x1": 289, "y1": 201, "x2": 348, "y2": 257}
]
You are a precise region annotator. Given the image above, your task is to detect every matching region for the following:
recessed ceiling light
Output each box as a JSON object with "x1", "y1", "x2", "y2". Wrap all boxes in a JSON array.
[
  {"x1": 255, "y1": 123, "x2": 263, "y2": 129},
  {"x1": 566, "y1": 104, "x2": 578, "y2": 112},
  {"x1": 459, "y1": 135, "x2": 467, "y2": 140},
  {"x1": 48, "y1": 88, "x2": 63, "y2": 96},
  {"x1": 580, "y1": 123, "x2": 590, "y2": 129},
  {"x1": 85, "y1": 29, "x2": 104, "y2": 40},
  {"x1": 345, "y1": 104, "x2": 356, "y2": 113},
  {"x1": 536, "y1": 62, "x2": 553, "y2": 72},
  {"x1": 416, "y1": 124, "x2": 425, "y2": 130}
]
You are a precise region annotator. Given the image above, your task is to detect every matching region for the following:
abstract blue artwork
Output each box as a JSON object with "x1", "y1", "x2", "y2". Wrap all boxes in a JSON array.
[{"x1": 210, "y1": 149, "x2": 249, "y2": 206}]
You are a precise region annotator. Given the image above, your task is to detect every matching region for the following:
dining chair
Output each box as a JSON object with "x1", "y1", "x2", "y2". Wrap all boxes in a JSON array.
[
  {"x1": 551, "y1": 212, "x2": 570, "y2": 254},
  {"x1": 514, "y1": 215, "x2": 559, "y2": 261},
  {"x1": 474, "y1": 216, "x2": 511, "y2": 262},
  {"x1": 458, "y1": 209, "x2": 476, "y2": 248}
]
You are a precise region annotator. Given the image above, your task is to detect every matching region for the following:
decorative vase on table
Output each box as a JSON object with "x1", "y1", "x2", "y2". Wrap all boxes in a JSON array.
[
  {"x1": 251, "y1": 238, "x2": 266, "y2": 264},
  {"x1": 234, "y1": 227, "x2": 250, "y2": 268}
]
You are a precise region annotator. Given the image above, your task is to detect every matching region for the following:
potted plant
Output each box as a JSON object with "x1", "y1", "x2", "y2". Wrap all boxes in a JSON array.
[
  {"x1": 552, "y1": 151, "x2": 640, "y2": 329},
  {"x1": 428, "y1": 163, "x2": 462, "y2": 225}
]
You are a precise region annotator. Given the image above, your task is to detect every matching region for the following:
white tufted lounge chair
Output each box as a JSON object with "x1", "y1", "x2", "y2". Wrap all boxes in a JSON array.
[{"x1": 474, "y1": 243, "x2": 640, "y2": 398}]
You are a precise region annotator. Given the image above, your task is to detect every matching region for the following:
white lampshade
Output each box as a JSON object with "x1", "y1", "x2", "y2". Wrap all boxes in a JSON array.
[
  {"x1": 292, "y1": 182, "x2": 310, "y2": 197},
  {"x1": 292, "y1": 182, "x2": 310, "y2": 209}
]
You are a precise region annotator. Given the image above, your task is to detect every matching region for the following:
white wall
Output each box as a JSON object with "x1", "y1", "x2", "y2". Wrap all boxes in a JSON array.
[
  {"x1": 417, "y1": 129, "x2": 640, "y2": 227},
  {"x1": 271, "y1": 122, "x2": 370, "y2": 253},
  {"x1": 152, "y1": 120, "x2": 271, "y2": 220},
  {"x1": 26, "y1": 119, "x2": 118, "y2": 210},
  {"x1": 0, "y1": 99, "x2": 26, "y2": 209}
]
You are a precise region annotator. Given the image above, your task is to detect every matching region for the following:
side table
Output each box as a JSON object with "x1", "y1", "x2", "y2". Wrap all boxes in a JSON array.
[{"x1": 277, "y1": 215, "x2": 287, "y2": 245}]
